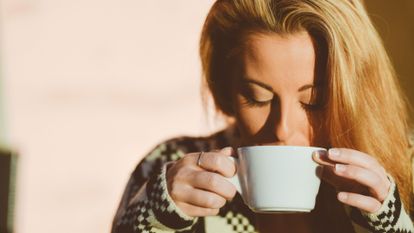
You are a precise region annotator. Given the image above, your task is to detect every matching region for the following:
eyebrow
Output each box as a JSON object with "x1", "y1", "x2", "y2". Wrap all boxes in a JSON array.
[{"x1": 244, "y1": 79, "x2": 315, "y2": 93}]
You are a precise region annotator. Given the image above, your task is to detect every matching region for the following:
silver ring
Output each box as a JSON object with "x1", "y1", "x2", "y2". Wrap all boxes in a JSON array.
[{"x1": 197, "y1": 151, "x2": 204, "y2": 167}]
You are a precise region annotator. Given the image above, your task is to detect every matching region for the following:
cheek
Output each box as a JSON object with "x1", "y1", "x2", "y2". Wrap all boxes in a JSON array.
[{"x1": 237, "y1": 105, "x2": 270, "y2": 134}]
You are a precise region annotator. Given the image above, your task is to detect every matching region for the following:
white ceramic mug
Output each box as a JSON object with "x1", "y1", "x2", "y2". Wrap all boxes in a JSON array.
[{"x1": 226, "y1": 145, "x2": 325, "y2": 213}]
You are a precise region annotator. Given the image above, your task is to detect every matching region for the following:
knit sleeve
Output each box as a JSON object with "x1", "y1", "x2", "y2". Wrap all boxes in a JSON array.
[
  {"x1": 111, "y1": 141, "x2": 199, "y2": 233},
  {"x1": 348, "y1": 132, "x2": 414, "y2": 233},
  {"x1": 358, "y1": 175, "x2": 414, "y2": 233}
]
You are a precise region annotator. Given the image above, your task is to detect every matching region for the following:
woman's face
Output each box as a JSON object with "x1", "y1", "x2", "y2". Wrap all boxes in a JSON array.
[{"x1": 232, "y1": 31, "x2": 321, "y2": 147}]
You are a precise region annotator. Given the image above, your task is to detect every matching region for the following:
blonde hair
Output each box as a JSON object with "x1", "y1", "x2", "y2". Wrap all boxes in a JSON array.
[{"x1": 200, "y1": 0, "x2": 413, "y2": 213}]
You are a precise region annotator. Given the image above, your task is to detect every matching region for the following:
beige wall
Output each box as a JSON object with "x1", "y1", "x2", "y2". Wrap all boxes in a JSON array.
[
  {"x1": 1, "y1": 1, "x2": 217, "y2": 233},
  {"x1": 0, "y1": 1, "x2": 412, "y2": 233}
]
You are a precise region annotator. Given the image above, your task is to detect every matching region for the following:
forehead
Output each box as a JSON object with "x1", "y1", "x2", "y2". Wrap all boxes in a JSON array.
[{"x1": 242, "y1": 31, "x2": 316, "y2": 90}]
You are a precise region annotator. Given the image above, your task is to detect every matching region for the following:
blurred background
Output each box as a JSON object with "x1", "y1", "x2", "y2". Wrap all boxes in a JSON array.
[{"x1": 0, "y1": 1, "x2": 412, "y2": 233}]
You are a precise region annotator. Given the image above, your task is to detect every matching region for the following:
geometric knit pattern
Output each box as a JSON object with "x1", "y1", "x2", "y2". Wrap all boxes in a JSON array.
[
  {"x1": 224, "y1": 211, "x2": 256, "y2": 233},
  {"x1": 146, "y1": 165, "x2": 196, "y2": 230},
  {"x1": 111, "y1": 127, "x2": 414, "y2": 233},
  {"x1": 365, "y1": 188, "x2": 400, "y2": 232},
  {"x1": 361, "y1": 181, "x2": 413, "y2": 233}
]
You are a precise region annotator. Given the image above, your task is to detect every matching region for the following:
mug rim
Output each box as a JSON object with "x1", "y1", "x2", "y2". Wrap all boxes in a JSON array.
[{"x1": 237, "y1": 145, "x2": 326, "y2": 151}]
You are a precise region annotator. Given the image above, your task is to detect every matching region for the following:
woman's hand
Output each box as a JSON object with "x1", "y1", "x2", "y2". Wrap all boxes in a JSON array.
[
  {"x1": 166, "y1": 147, "x2": 237, "y2": 217},
  {"x1": 313, "y1": 148, "x2": 391, "y2": 213}
]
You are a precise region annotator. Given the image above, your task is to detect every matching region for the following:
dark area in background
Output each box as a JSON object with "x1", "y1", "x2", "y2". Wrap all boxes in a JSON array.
[
  {"x1": 365, "y1": 0, "x2": 414, "y2": 118},
  {"x1": 0, "y1": 149, "x2": 16, "y2": 233}
]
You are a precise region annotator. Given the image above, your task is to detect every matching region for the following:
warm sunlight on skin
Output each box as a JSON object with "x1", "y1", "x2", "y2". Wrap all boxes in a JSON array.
[{"x1": 233, "y1": 31, "x2": 320, "y2": 147}]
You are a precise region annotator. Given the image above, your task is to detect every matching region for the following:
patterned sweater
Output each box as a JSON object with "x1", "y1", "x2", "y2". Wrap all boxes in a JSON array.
[{"x1": 111, "y1": 127, "x2": 414, "y2": 233}]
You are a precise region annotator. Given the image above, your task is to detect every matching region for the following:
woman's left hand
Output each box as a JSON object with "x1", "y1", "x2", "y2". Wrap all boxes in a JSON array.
[{"x1": 313, "y1": 148, "x2": 391, "y2": 213}]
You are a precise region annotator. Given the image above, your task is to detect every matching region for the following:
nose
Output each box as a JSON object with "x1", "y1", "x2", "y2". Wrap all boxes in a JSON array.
[{"x1": 272, "y1": 99, "x2": 294, "y2": 143}]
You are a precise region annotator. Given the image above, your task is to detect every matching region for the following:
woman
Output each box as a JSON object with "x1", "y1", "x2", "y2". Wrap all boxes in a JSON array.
[{"x1": 112, "y1": 0, "x2": 414, "y2": 232}]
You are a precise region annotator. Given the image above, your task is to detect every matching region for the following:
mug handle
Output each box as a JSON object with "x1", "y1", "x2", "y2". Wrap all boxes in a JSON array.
[{"x1": 225, "y1": 157, "x2": 243, "y2": 195}]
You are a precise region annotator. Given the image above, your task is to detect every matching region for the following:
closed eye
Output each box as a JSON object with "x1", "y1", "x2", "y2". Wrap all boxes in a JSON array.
[{"x1": 242, "y1": 96, "x2": 272, "y2": 107}]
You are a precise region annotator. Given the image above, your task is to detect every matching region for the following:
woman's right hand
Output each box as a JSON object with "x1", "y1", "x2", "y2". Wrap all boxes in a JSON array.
[{"x1": 166, "y1": 147, "x2": 237, "y2": 217}]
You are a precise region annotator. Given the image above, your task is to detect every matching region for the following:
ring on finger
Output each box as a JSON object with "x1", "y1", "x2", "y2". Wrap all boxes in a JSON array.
[{"x1": 197, "y1": 151, "x2": 204, "y2": 167}]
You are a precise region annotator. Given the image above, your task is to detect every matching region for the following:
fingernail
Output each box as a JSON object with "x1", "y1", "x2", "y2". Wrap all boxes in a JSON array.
[
  {"x1": 314, "y1": 150, "x2": 327, "y2": 158},
  {"x1": 329, "y1": 148, "x2": 340, "y2": 158},
  {"x1": 335, "y1": 164, "x2": 346, "y2": 173},
  {"x1": 221, "y1": 147, "x2": 233, "y2": 154},
  {"x1": 313, "y1": 150, "x2": 328, "y2": 160},
  {"x1": 312, "y1": 150, "x2": 336, "y2": 167},
  {"x1": 312, "y1": 151, "x2": 321, "y2": 161},
  {"x1": 338, "y1": 192, "x2": 348, "y2": 201}
]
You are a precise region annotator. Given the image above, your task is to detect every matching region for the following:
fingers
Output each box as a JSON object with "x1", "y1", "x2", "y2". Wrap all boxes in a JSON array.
[
  {"x1": 326, "y1": 148, "x2": 386, "y2": 179},
  {"x1": 337, "y1": 192, "x2": 382, "y2": 213},
  {"x1": 166, "y1": 147, "x2": 238, "y2": 217},
  {"x1": 312, "y1": 150, "x2": 335, "y2": 167},
  {"x1": 318, "y1": 165, "x2": 349, "y2": 187},
  {"x1": 313, "y1": 148, "x2": 389, "y2": 196},
  {"x1": 191, "y1": 147, "x2": 236, "y2": 178},
  {"x1": 334, "y1": 164, "x2": 389, "y2": 201},
  {"x1": 174, "y1": 201, "x2": 220, "y2": 217},
  {"x1": 191, "y1": 171, "x2": 237, "y2": 200},
  {"x1": 319, "y1": 165, "x2": 368, "y2": 193},
  {"x1": 313, "y1": 148, "x2": 391, "y2": 211},
  {"x1": 168, "y1": 169, "x2": 235, "y2": 217},
  {"x1": 171, "y1": 185, "x2": 227, "y2": 209}
]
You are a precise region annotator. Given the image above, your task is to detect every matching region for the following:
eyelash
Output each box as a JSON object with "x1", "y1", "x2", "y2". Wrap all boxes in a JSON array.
[
  {"x1": 243, "y1": 96, "x2": 320, "y2": 111},
  {"x1": 243, "y1": 97, "x2": 269, "y2": 107}
]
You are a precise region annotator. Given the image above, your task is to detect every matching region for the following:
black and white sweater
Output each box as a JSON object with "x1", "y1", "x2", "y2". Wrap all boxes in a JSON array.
[{"x1": 111, "y1": 127, "x2": 414, "y2": 233}]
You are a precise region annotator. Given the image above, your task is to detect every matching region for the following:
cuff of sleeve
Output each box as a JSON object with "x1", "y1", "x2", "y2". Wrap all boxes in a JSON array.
[
  {"x1": 360, "y1": 174, "x2": 402, "y2": 231},
  {"x1": 146, "y1": 162, "x2": 198, "y2": 230}
]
